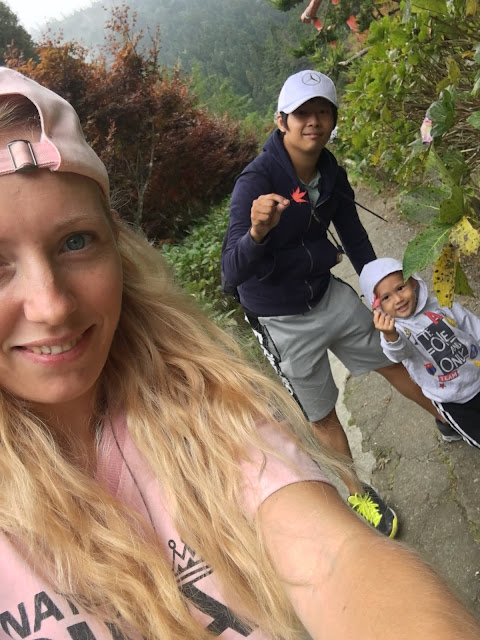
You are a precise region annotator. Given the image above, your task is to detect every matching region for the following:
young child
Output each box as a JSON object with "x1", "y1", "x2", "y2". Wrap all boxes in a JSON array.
[{"x1": 360, "y1": 257, "x2": 480, "y2": 447}]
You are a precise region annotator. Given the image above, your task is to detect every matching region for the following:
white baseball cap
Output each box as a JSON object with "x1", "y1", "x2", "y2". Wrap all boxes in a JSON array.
[{"x1": 277, "y1": 70, "x2": 338, "y2": 114}]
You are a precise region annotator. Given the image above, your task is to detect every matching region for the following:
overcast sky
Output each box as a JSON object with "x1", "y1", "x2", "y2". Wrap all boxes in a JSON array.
[{"x1": 7, "y1": 0, "x2": 95, "y2": 33}]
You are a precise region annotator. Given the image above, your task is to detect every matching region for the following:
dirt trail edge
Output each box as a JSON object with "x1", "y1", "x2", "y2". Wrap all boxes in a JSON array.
[{"x1": 331, "y1": 183, "x2": 480, "y2": 615}]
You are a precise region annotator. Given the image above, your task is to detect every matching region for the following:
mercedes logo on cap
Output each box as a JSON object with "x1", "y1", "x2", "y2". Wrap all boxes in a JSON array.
[{"x1": 302, "y1": 71, "x2": 322, "y2": 85}]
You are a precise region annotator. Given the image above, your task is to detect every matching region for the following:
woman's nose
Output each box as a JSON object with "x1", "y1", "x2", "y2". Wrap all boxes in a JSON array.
[{"x1": 22, "y1": 262, "x2": 77, "y2": 325}]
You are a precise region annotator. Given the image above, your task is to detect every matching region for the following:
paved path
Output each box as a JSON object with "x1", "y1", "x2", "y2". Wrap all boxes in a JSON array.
[{"x1": 330, "y1": 184, "x2": 480, "y2": 615}]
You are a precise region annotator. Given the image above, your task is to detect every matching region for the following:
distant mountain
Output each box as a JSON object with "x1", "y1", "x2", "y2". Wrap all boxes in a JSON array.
[{"x1": 37, "y1": 0, "x2": 310, "y2": 113}]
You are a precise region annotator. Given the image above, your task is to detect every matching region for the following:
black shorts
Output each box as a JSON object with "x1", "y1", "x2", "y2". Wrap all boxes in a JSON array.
[{"x1": 434, "y1": 392, "x2": 480, "y2": 448}]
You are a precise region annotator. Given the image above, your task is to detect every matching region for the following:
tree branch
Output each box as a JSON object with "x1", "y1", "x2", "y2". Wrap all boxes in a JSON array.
[{"x1": 337, "y1": 46, "x2": 371, "y2": 66}]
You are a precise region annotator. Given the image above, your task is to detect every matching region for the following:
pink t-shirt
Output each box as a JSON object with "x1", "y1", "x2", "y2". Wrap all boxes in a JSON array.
[{"x1": 0, "y1": 417, "x2": 329, "y2": 640}]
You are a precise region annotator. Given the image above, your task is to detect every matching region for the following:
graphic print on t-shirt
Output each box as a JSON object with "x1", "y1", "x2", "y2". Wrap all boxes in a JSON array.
[
  {"x1": 417, "y1": 314, "x2": 469, "y2": 383},
  {"x1": 1, "y1": 540, "x2": 255, "y2": 640},
  {"x1": 170, "y1": 538, "x2": 253, "y2": 636},
  {"x1": 0, "y1": 591, "x2": 128, "y2": 640}
]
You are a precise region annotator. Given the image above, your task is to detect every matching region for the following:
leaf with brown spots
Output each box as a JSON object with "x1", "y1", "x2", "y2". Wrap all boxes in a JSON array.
[
  {"x1": 450, "y1": 217, "x2": 480, "y2": 255},
  {"x1": 433, "y1": 244, "x2": 457, "y2": 308}
]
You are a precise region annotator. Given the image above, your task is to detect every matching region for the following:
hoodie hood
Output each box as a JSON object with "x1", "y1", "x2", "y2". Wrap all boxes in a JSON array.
[
  {"x1": 259, "y1": 129, "x2": 340, "y2": 201},
  {"x1": 359, "y1": 258, "x2": 428, "y2": 314}
]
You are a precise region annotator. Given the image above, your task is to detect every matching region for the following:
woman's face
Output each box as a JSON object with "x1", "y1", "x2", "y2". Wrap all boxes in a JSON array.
[{"x1": 0, "y1": 170, "x2": 122, "y2": 415}]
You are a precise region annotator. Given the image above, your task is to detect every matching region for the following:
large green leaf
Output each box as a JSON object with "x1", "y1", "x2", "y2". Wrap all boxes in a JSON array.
[
  {"x1": 439, "y1": 185, "x2": 464, "y2": 224},
  {"x1": 447, "y1": 58, "x2": 461, "y2": 85},
  {"x1": 467, "y1": 111, "x2": 480, "y2": 130},
  {"x1": 455, "y1": 261, "x2": 474, "y2": 296},
  {"x1": 427, "y1": 91, "x2": 456, "y2": 137},
  {"x1": 425, "y1": 145, "x2": 456, "y2": 187},
  {"x1": 473, "y1": 76, "x2": 480, "y2": 98},
  {"x1": 441, "y1": 148, "x2": 468, "y2": 185},
  {"x1": 403, "y1": 224, "x2": 452, "y2": 280},
  {"x1": 466, "y1": 0, "x2": 479, "y2": 16},
  {"x1": 450, "y1": 217, "x2": 480, "y2": 255},
  {"x1": 410, "y1": 0, "x2": 448, "y2": 13},
  {"x1": 398, "y1": 186, "x2": 450, "y2": 223}
]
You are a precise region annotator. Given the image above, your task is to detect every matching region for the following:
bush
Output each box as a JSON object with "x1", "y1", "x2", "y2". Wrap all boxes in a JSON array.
[
  {"x1": 162, "y1": 200, "x2": 278, "y2": 371},
  {"x1": 161, "y1": 201, "x2": 238, "y2": 326}
]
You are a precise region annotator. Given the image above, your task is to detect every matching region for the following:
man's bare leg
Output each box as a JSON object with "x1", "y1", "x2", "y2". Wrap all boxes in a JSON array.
[
  {"x1": 376, "y1": 362, "x2": 444, "y2": 421},
  {"x1": 312, "y1": 407, "x2": 358, "y2": 494},
  {"x1": 312, "y1": 399, "x2": 398, "y2": 537}
]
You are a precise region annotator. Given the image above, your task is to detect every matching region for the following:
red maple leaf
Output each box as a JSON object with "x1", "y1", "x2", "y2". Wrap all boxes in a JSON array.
[
  {"x1": 346, "y1": 14, "x2": 359, "y2": 32},
  {"x1": 291, "y1": 186, "x2": 308, "y2": 203}
]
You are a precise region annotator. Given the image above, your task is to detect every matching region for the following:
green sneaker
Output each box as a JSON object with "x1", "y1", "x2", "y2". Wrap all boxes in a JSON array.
[{"x1": 348, "y1": 484, "x2": 398, "y2": 538}]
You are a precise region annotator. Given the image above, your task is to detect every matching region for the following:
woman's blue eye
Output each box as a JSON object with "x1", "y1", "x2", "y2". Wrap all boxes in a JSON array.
[{"x1": 65, "y1": 234, "x2": 87, "y2": 251}]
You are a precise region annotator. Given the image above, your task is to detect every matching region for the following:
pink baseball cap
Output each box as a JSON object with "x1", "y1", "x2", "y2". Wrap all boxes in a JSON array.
[{"x1": 0, "y1": 67, "x2": 109, "y2": 198}]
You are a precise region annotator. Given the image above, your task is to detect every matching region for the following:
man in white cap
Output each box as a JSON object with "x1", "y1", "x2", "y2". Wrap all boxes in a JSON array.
[{"x1": 222, "y1": 69, "x2": 448, "y2": 538}]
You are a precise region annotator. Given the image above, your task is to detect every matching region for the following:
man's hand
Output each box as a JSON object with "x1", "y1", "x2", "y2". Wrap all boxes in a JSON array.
[
  {"x1": 300, "y1": 0, "x2": 321, "y2": 22},
  {"x1": 301, "y1": 10, "x2": 314, "y2": 22},
  {"x1": 250, "y1": 194, "x2": 290, "y2": 243},
  {"x1": 373, "y1": 310, "x2": 399, "y2": 342}
]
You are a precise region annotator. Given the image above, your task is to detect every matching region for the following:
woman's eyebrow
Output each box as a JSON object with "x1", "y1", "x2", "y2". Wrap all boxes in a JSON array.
[{"x1": 50, "y1": 212, "x2": 104, "y2": 233}]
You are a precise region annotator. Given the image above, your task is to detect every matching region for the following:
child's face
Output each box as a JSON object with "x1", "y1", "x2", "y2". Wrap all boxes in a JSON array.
[{"x1": 375, "y1": 271, "x2": 417, "y2": 318}]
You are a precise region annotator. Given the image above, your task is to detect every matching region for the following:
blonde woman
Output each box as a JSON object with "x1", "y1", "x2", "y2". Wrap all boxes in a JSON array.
[{"x1": 0, "y1": 67, "x2": 478, "y2": 640}]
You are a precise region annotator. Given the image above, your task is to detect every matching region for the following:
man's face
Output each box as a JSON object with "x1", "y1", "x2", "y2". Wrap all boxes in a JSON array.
[{"x1": 276, "y1": 97, "x2": 334, "y2": 159}]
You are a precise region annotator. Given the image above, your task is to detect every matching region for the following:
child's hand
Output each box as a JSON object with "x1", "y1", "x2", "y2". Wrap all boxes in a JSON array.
[{"x1": 373, "y1": 310, "x2": 399, "y2": 342}]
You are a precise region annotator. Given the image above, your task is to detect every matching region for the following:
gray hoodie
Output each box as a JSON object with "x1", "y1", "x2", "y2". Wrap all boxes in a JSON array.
[{"x1": 359, "y1": 258, "x2": 480, "y2": 404}]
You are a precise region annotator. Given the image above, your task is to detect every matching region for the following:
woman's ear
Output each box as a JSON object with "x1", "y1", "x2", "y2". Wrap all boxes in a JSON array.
[{"x1": 110, "y1": 209, "x2": 120, "y2": 221}]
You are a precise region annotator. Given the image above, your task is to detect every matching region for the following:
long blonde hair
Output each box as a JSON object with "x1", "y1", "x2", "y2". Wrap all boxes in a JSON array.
[{"x1": 0, "y1": 97, "x2": 357, "y2": 639}]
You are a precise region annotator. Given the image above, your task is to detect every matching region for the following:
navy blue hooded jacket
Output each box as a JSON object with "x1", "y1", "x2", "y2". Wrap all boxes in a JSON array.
[{"x1": 222, "y1": 129, "x2": 376, "y2": 316}]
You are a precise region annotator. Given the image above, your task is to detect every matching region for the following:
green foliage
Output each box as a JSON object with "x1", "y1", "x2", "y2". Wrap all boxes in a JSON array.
[
  {"x1": 399, "y1": 147, "x2": 480, "y2": 304},
  {"x1": 336, "y1": 2, "x2": 480, "y2": 188},
  {"x1": 189, "y1": 62, "x2": 272, "y2": 139},
  {"x1": 314, "y1": 0, "x2": 480, "y2": 305},
  {"x1": 398, "y1": 186, "x2": 450, "y2": 223},
  {"x1": 468, "y1": 111, "x2": 480, "y2": 129},
  {"x1": 427, "y1": 89, "x2": 456, "y2": 137},
  {"x1": 402, "y1": 223, "x2": 452, "y2": 280},
  {"x1": 161, "y1": 200, "x2": 267, "y2": 361},
  {"x1": 271, "y1": 0, "x2": 401, "y2": 76},
  {"x1": 0, "y1": 1, "x2": 36, "y2": 62},
  {"x1": 161, "y1": 201, "x2": 239, "y2": 327}
]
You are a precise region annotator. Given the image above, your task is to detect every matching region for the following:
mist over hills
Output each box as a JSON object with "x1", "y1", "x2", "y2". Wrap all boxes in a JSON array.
[{"x1": 37, "y1": 0, "x2": 309, "y2": 113}]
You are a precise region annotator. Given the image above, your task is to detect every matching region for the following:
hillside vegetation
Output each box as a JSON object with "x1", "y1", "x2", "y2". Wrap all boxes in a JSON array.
[
  {"x1": 2, "y1": 0, "x2": 480, "y2": 311},
  {"x1": 31, "y1": 0, "x2": 311, "y2": 115}
]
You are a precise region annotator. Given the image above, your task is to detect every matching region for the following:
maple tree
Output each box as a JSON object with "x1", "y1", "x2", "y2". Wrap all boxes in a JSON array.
[
  {"x1": 0, "y1": 1, "x2": 35, "y2": 64},
  {"x1": 5, "y1": 4, "x2": 258, "y2": 240}
]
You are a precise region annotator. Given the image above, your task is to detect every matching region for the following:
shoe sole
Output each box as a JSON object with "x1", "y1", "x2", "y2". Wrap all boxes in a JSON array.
[
  {"x1": 388, "y1": 511, "x2": 399, "y2": 538},
  {"x1": 368, "y1": 485, "x2": 398, "y2": 539}
]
